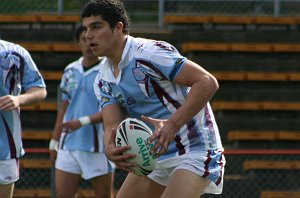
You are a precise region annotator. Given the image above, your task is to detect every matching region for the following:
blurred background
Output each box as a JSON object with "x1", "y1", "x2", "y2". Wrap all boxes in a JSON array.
[{"x1": 1, "y1": 0, "x2": 299, "y2": 197}]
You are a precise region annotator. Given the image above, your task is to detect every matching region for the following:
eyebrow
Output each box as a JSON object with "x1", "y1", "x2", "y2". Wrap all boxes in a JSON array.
[{"x1": 89, "y1": 21, "x2": 103, "y2": 26}]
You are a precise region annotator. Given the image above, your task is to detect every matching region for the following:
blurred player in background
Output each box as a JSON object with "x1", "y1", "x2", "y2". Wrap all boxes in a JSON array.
[
  {"x1": 0, "y1": 39, "x2": 47, "y2": 198},
  {"x1": 49, "y1": 25, "x2": 115, "y2": 198},
  {"x1": 81, "y1": 0, "x2": 225, "y2": 197}
]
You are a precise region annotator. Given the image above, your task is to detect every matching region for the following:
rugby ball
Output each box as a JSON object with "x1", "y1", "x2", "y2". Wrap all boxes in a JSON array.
[{"x1": 115, "y1": 118, "x2": 157, "y2": 176}]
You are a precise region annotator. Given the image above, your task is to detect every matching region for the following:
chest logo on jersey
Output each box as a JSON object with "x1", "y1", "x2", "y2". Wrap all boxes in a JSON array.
[
  {"x1": 127, "y1": 97, "x2": 136, "y2": 105},
  {"x1": 132, "y1": 65, "x2": 147, "y2": 83}
]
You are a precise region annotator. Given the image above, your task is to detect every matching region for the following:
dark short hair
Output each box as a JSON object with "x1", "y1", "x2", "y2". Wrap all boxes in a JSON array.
[
  {"x1": 74, "y1": 25, "x2": 85, "y2": 42},
  {"x1": 81, "y1": 0, "x2": 130, "y2": 34}
]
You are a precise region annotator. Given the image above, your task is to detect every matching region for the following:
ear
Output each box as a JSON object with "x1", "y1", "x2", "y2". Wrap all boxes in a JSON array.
[{"x1": 115, "y1": 22, "x2": 124, "y2": 35}]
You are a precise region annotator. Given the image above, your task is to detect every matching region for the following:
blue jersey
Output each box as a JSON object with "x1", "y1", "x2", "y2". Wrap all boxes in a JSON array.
[
  {"x1": 94, "y1": 36, "x2": 223, "y2": 161},
  {"x1": 0, "y1": 40, "x2": 46, "y2": 160},
  {"x1": 59, "y1": 57, "x2": 104, "y2": 152}
]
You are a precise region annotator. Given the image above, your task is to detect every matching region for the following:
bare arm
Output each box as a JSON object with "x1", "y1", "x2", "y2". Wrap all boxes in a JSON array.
[
  {"x1": 60, "y1": 111, "x2": 104, "y2": 132},
  {"x1": 51, "y1": 100, "x2": 69, "y2": 141},
  {"x1": 169, "y1": 59, "x2": 218, "y2": 130},
  {"x1": 0, "y1": 87, "x2": 47, "y2": 111},
  {"x1": 49, "y1": 100, "x2": 68, "y2": 165}
]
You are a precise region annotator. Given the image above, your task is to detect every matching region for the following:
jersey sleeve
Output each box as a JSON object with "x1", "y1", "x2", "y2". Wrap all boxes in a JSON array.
[
  {"x1": 148, "y1": 41, "x2": 187, "y2": 81},
  {"x1": 20, "y1": 48, "x2": 46, "y2": 91},
  {"x1": 93, "y1": 71, "x2": 117, "y2": 110},
  {"x1": 59, "y1": 72, "x2": 71, "y2": 101}
]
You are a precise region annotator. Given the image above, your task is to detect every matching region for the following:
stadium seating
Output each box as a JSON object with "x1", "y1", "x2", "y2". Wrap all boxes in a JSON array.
[
  {"x1": 227, "y1": 130, "x2": 300, "y2": 141},
  {"x1": 181, "y1": 42, "x2": 300, "y2": 53},
  {"x1": 260, "y1": 191, "x2": 300, "y2": 198},
  {"x1": 14, "y1": 188, "x2": 96, "y2": 198},
  {"x1": 1, "y1": 8, "x2": 298, "y2": 197},
  {"x1": 243, "y1": 160, "x2": 300, "y2": 171},
  {"x1": 164, "y1": 15, "x2": 300, "y2": 25}
]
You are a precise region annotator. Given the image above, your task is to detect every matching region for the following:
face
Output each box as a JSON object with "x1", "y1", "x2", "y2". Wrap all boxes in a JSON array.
[
  {"x1": 83, "y1": 15, "x2": 119, "y2": 58},
  {"x1": 77, "y1": 31, "x2": 96, "y2": 59}
]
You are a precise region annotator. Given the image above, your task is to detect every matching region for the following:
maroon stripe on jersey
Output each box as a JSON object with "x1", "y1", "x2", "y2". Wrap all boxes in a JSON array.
[
  {"x1": 150, "y1": 78, "x2": 201, "y2": 149},
  {"x1": 215, "y1": 153, "x2": 224, "y2": 185},
  {"x1": 93, "y1": 124, "x2": 99, "y2": 152},
  {"x1": 60, "y1": 132, "x2": 67, "y2": 149},
  {"x1": 204, "y1": 105, "x2": 217, "y2": 143},
  {"x1": 150, "y1": 78, "x2": 186, "y2": 154},
  {"x1": 136, "y1": 60, "x2": 168, "y2": 81},
  {"x1": 203, "y1": 150, "x2": 212, "y2": 178},
  {"x1": 138, "y1": 60, "x2": 201, "y2": 154},
  {"x1": 1, "y1": 114, "x2": 17, "y2": 158},
  {"x1": 186, "y1": 119, "x2": 201, "y2": 145},
  {"x1": 174, "y1": 135, "x2": 185, "y2": 155}
]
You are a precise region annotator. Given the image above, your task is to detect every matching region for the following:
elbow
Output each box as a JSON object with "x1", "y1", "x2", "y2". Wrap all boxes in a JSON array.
[
  {"x1": 212, "y1": 75, "x2": 219, "y2": 92},
  {"x1": 206, "y1": 74, "x2": 219, "y2": 96},
  {"x1": 40, "y1": 88, "x2": 47, "y2": 100}
]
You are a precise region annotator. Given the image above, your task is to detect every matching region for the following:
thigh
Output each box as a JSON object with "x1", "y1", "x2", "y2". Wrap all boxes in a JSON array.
[
  {"x1": 55, "y1": 169, "x2": 81, "y2": 198},
  {"x1": 90, "y1": 173, "x2": 114, "y2": 198},
  {"x1": 117, "y1": 173, "x2": 165, "y2": 198},
  {"x1": 74, "y1": 151, "x2": 115, "y2": 180},
  {"x1": 55, "y1": 150, "x2": 82, "y2": 197},
  {"x1": 162, "y1": 169, "x2": 210, "y2": 198},
  {"x1": 0, "y1": 183, "x2": 14, "y2": 198}
]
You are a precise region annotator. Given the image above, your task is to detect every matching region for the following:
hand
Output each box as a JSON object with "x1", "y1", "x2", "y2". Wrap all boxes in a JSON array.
[
  {"x1": 142, "y1": 115, "x2": 177, "y2": 157},
  {"x1": 60, "y1": 120, "x2": 82, "y2": 133},
  {"x1": 0, "y1": 95, "x2": 20, "y2": 111},
  {"x1": 105, "y1": 128, "x2": 136, "y2": 173}
]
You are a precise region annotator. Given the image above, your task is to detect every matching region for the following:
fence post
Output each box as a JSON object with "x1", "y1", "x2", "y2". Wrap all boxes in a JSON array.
[
  {"x1": 158, "y1": 0, "x2": 164, "y2": 29},
  {"x1": 57, "y1": 0, "x2": 63, "y2": 15},
  {"x1": 274, "y1": 0, "x2": 280, "y2": 16}
]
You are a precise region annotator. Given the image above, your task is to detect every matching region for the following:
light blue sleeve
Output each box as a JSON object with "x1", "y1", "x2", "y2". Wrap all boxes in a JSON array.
[
  {"x1": 93, "y1": 71, "x2": 117, "y2": 110},
  {"x1": 21, "y1": 48, "x2": 46, "y2": 91},
  {"x1": 148, "y1": 41, "x2": 187, "y2": 81}
]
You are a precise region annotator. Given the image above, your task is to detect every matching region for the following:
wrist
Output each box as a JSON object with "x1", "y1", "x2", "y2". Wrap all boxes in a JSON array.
[
  {"x1": 49, "y1": 139, "x2": 59, "y2": 151},
  {"x1": 78, "y1": 116, "x2": 91, "y2": 126}
]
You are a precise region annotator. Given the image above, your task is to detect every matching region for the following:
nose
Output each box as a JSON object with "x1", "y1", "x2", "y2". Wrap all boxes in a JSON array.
[{"x1": 85, "y1": 28, "x2": 92, "y2": 40}]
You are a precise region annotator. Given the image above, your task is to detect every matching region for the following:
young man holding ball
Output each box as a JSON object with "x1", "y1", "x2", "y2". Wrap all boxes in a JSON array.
[{"x1": 81, "y1": 0, "x2": 226, "y2": 197}]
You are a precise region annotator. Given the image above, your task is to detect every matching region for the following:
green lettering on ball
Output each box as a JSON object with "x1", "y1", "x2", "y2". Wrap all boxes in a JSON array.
[{"x1": 136, "y1": 137, "x2": 150, "y2": 166}]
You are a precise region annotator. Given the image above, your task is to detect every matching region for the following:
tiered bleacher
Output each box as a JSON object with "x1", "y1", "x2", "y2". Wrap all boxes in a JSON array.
[
  {"x1": 162, "y1": 1, "x2": 300, "y2": 198},
  {"x1": 1, "y1": 0, "x2": 299, "y2": 197}
]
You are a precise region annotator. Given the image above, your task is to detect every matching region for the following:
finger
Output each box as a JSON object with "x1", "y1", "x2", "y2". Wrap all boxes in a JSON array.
[
  {"x1": 141, "y1": 115, "x2": 156, "y2": 125},
  {"x1": 116, "y1": 160, "x2": 136, "y2": 167},
  {"x1": 150, "y1": 138, "x2": 162, "y2": 155},
  {"x1": 113, "y1": 145, "x2": 134, "y2": 156},
  {"x1": 157, "y1": 142, "x2": 169, "y2": 157}
]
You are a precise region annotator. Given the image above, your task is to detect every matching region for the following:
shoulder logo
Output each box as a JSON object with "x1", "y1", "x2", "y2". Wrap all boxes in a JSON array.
[{"x1": 132, "y1": 66, "x2": 146, "y2": 82}]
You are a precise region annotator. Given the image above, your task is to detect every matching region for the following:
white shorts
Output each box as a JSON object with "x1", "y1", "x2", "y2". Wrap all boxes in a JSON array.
[
  {"x1": 148, "y1": 150, "x2": 225, "y2": 195},
  {"x1": 55, "y1": 150, "x2": 115, "y2": 180},
  {"x1": 0, "y1": 158, "x2": 19, "y2": 184}
]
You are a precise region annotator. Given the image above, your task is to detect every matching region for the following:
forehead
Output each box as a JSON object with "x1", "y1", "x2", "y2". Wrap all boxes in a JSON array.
[{"x1": 82, "y1": 15, "x2": 105, "y2": 27}]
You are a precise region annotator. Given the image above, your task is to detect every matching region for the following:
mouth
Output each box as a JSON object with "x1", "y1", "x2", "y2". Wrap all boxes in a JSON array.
[{"x1": 89, "y1": 43, "x2": 97, "y2": 51}]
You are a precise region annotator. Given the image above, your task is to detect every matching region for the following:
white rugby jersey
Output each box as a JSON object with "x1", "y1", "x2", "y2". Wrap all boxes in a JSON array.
[
  {"x1": 59, "y1": 57, "x2": 104, "y2": 152},
  {"x1": 94, "y1": 36, "x2": 223, "y2": 160},
  {"x1": 0, "y1": 40, "x2": 46, "y2": 160}
]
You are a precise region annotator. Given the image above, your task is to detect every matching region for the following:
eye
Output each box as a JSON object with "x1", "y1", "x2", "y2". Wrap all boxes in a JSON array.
[{"x1": 91, "y1": 24, "x2": 102, "y2": 30}]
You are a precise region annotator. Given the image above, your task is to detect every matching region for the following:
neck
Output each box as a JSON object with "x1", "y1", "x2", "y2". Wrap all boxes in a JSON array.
[
  {"x1": 108, "y1": 35, "x2": 128, "y2": 71},
  {"x1": 82, "y1": 57, "x2": 100, "y2": 68}
]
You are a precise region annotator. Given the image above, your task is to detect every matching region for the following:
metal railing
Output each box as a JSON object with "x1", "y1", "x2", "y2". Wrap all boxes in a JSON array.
[{"x1": 1, "y1": 0, "x2": 300, "y2": 28}]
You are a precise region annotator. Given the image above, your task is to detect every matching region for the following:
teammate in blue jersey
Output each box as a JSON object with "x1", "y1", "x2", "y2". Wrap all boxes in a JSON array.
[
  {"x1": 49, "y1": 25, "x2": 115, "y2": 198},
  {"x1": 82, "y1": 0, "x2": 226, "y2": 197},
  {"x1": 0, "y1": 39, "x2": 47, "y2": 198}
]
